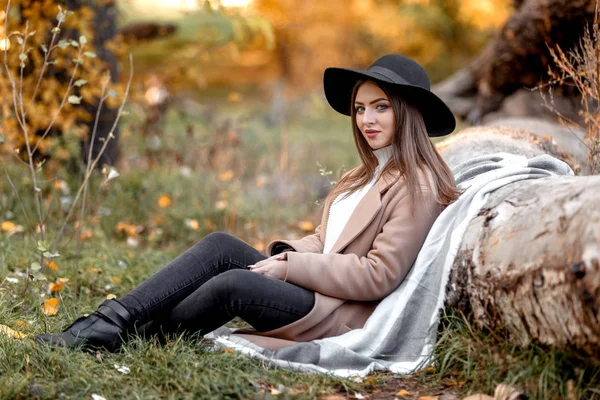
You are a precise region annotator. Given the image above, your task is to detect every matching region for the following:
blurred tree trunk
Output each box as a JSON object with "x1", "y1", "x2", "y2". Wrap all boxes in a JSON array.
[
  {"x1": 433, "y1": 0, "x2": 595, "y2": 125},
  {"x1": 64, "y1": 0, "x2": 120, "y2": 167},
  {"x1": 438, "y1": 126, "x2": 600, "y2": 356},
  {"x1": 19, "y1": 0, "x2": 120, "y2": 167}
]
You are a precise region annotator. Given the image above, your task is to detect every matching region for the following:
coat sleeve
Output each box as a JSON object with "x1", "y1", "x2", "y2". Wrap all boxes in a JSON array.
[
  {"x1": 283, "y1": 191, "x2": 441, "y2": 301},
  {"x1": 267, "y1": 224, "x2": 324, "y2": 256}
]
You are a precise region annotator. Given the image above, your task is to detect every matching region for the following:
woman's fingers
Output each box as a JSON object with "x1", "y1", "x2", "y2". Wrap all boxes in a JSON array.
[
  {"x1": 249, "y1": 255, "x2": 284, "y2": 270},
  {"x1": 249, "y1": 259, "x2": 287, "y2": 280}
]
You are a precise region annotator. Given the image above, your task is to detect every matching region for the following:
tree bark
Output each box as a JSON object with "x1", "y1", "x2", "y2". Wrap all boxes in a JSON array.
[
  {"x1": 438, "y1": 126, "x2": 600, "y2": 356},
  {"x1": 64, "y1": 0, "x2": 120, "y2": 167}
]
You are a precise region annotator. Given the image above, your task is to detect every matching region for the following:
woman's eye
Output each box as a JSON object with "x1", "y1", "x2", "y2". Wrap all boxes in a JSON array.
[
  {"x1": 376, "y1": 104, "x2": 389, "y2": 111},
  {"x1": 355, "y1": 106, "x2": 365, "y2": 113}
]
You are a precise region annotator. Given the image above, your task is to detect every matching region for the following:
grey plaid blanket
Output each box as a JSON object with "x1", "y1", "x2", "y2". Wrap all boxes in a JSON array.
[{"x1": 208, "y1": 153, "x2": 573, "y2": 377}]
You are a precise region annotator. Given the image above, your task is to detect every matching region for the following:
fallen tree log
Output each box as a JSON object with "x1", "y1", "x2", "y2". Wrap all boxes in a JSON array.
[
  {"x1": 438, "y1": 126, "x2": 600, "y2": 356},
  {"x1": 432, "y1": 0, "x2": 594, "y2": 125}
]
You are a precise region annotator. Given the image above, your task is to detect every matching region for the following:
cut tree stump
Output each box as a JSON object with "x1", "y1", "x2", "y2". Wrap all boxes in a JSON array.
[{"x1": 438, "y1": 126, "x2": 600, "y2": 356}]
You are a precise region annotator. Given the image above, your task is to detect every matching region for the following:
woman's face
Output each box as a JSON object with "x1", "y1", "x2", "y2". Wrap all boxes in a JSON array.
[{"x1": 354, "y1": 81, "x2": 395, "y2": 149}]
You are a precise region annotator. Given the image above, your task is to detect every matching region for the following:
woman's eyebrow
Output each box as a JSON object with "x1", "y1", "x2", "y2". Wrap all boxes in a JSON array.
[{"x1": 354, "y1": 98, "x2": 389, "y2": 105}]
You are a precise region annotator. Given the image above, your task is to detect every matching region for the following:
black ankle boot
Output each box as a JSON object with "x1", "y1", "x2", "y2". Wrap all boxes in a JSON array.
[{"x1": 35, "y1": 299, "x2": 133, "y2": 352}]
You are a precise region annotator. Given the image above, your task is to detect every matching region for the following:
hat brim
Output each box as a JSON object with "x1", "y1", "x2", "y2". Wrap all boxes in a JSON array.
[{"x1": 323, "y1": 67, "x2": 456, "y2": 137}]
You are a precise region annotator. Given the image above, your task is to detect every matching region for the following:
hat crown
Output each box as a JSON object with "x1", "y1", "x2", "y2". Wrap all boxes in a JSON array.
[{"x1": 369, "y1": 54, "x2": 431, "y2": 90}]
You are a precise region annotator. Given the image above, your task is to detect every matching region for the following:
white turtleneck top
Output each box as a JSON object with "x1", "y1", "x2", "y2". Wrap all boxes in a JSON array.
[{"x1": 323, "y1": 145, "x2": 394, "y2": 254}]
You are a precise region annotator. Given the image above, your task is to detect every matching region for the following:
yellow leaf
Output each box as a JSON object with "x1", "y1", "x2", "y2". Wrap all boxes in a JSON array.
[
  {"x1": 0, "y1": 324, "x2": 27, "y2": 339},
  {"x1": 152, "y1": 215, "x2": 166, "y2": 225},
  {"x1": 116, "y1": 222, "x2": 142, "y2": 237},
  {"x1": 298, "y1": 221, "x2": 314, "y2": 232},
  {"x1": 426, "y1": 366, "x2": 435, "y2": 372},
  {"x1": 218, "y1": 169, "x2": 234, "y2": 182},
  {"x1": 227, "y1": 92, "x2": 241, "y2": 102},
  {"x1": 106, "y1": 294, "x2": 117, "y2": 300},
  {"x1": 1, "y1": 221, "x2": 16, "y2": 232},
  {"x1": 108, "y1": 276, "x2": 122, "y2": 284},
  {"x1": 224, "y1": 348, "x2": 234, "y2": 354},
  {"x1": 80, "y1": 230, "x2": 94, "y2": 240},
  {"x1": 158, "y1": 194, "x2": 172, "y2": 208},
  {"x1": 215, "y1": 200, "x2": 228, "y2": 210},
  {"x1": 48, "y1": 282, "x2": 64, "y2": 293},
  {"x1": 42, "y1": 298, "x2": 59, "y2": 316},
  {"x1": 418, "y1": 396, "x2": 439, "y2": 400},
  {"x1": 396, "y1": 389, "x2": 411, "y2": 396},
  {"x1": 15, "y1": 320, "x2": 30, "y2": 327},
  {"x1": 45, "y1": 260, "x2": 59, "y2": 271},
  {"x1": 185, "y1": 218, "x2": 200, "y2": 231},
  {"x1": 58, "y1": 277, "x2": 70, "y2": 283}
]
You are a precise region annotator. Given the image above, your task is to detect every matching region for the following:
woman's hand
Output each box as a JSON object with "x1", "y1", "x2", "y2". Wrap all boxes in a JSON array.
[{"x1": 249, "y1": 253, "x2": 288, "y2": 281}]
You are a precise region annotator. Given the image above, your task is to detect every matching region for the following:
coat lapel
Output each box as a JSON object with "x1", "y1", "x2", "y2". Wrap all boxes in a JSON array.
[{"x1": 328, "y1": 169, "x2": 401, "y2": 254}]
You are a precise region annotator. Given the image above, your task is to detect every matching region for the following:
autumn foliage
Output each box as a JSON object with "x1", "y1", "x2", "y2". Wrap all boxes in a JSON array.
[{"x1": 0, "y1": 0, "x2": 120, "y2": 170}]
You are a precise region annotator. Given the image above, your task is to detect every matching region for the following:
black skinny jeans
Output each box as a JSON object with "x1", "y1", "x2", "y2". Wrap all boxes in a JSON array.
[{"x1": 118, "y1": 232, "x2": 315, "y2": 337}]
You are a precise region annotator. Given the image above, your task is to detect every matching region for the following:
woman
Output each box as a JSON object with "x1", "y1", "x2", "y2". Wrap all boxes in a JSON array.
[{"x1": 35, "y1": 54, "x2": 459, "y2": 352}]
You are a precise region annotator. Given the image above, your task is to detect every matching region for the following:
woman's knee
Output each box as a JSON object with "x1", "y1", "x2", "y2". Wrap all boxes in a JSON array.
[
  {"x1": 207, "y1": 269, "x2": 254, "y2": 302},
  {"x1": 200, "y1": 231, "x2": 243, "y2": 249}
]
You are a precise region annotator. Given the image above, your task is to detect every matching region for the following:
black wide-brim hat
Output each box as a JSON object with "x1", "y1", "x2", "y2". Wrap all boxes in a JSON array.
[{"x1": 323, "y1": 54, "x2": 456, "y2": 137}]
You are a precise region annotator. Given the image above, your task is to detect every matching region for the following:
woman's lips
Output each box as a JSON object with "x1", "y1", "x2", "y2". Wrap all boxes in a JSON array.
[{"x1": 365, "y1": 129, "x2": 380, "y2": 138}]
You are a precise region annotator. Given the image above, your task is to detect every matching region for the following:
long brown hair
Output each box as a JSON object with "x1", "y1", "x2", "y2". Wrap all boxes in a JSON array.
[{"x1": 325, "y1": 79, "x2": 459, "y2": 208}]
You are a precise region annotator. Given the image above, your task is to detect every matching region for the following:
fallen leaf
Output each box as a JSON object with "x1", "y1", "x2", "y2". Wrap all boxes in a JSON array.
[
  {"x1": 108, "y1": 276, "x2": 122, "y2": 285},
  {"x1": 58, "y1": 277, "x2": 70, "y2": 283},
  {"x1": 418, "y1": 396, "x2": 439, "y2": 400},
  {"x1": 0, "y1": 324, "x2": 28, "y2": 339},
  {"x1": 152, "y1": 215, "x2": 166, "y2": 225},
  {"x1": 48, "y1": 282, "x2": 64, "y2": 293},
  {"x1": 224, "y1": 348, "x2": 235, "y2": 354},
  {"x1": 396, "y1": 389, "x2": 411, "y2": 396},
  {"x1": 80, "y1": 230, "x2": 94, "y2": 240},
  {"x1": 185, "y1": 218, "x2": 200, "y2": 231},
  {"x1": 42, "y1": 298, "x2": 59, "y2": 316},
  {"x1": 1, "y1": 221, "x2": 16, "y2": 231},
  {"x1": 106, "y1": 294, "x2": 117, "y2": 300},
  {"x1": 218, "y1": 169, "x2": 234, "y2": 182},
  {"x1": 157, "y1": 194, "x2": 172, "y2": 208},
  {"x1": 15, "y1": 320, "x2": 30, "y2": 327},
  {"x1": 45, "y1": 260, "x2": 59, "y2": 271},
  {"x1": 215, "y1": 200, "x2": 228, "y2": 210},
  {"x1": 298, "y1": 221, "x2": 315, "y2": 232},
  {"x1": 494, "y1": 383, "x2": 524, "y2": 400},
  {"x1": 116, "y1": 222, "x2": 142, "y2": 237}
]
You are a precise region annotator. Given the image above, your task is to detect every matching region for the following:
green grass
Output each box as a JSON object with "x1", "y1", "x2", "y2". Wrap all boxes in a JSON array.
[
  {"x1": 429, "y1": 310, "x2": 600, "y2": 400},
  {"x1": 1, "y1": 95, "x2": 599, "y2": 399}
]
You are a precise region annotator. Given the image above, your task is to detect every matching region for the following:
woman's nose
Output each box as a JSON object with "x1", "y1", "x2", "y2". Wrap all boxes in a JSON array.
[{"x1": 363, "y1": 108, "x2": 376, "y2": 125}]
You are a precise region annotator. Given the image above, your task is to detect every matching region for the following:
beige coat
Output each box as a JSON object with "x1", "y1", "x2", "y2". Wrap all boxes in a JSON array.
[{"x1": 234, "y1": 166, "x2": 442, "y2": 350}]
